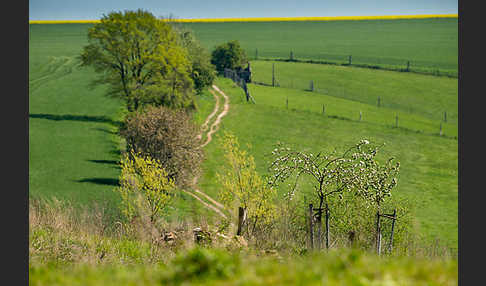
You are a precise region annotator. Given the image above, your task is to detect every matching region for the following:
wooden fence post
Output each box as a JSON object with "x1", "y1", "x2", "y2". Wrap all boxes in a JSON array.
[
  {"x1": 272, "y1": 63, "x2": 275, "y2": 87},
  {"x1": 406, "y1": 61, "x2": 410, "y2": 72},
  {"x1": 290, "y1": 50, "x2": 294, "y2": 61},
  {"x1": 376, "y1": 211, "x2": 382, "y2": 255},
  {"x1": 237, "y1": 207, "x2": 246, "y2": 236},
  {"x1": 388, "y1": 209, "x2": 397, "y2": 253},
  {"x1": 322, "y1": 104, "x2": 325, "y2": 115},
  {"x1": 310, "y1": 80, "x2": 314, "y2": 92},
  {"x1": 316, "y1": 208, "x2": 322, "y2": 250},
  {"x1": 348, "y1": 55, "x2": 352, "y2": 65},
  {"x1": 309, "y1": 204, "x2": 314, "y2": 250},
  {"x1": 325, "y1": 203, "x2": 330, "y2": 250},
  {"x1": 359, "y1": 111, "x2": 362, "y2": 121}
]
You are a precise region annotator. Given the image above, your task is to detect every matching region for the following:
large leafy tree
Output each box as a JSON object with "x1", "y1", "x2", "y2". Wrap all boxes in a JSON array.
[{"x1": 80, "y1": 10, "x2": 195, "y2": 112}]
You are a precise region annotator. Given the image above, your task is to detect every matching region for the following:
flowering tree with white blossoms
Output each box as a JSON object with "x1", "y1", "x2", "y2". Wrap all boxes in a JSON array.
[{"x1": 268, "y1": 139, "x2": 391, "y2": 249}]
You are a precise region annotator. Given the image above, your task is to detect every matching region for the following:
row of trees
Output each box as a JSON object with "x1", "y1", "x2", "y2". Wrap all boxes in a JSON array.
[{"x1": 79, "y1": 10, "x2": 250, "y2": 228}]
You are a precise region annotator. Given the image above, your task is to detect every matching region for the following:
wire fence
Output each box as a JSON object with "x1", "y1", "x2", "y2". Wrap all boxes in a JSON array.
[
  {"x1": 223, "y1": 68, "x2": 255, "y2": 103},
  {"x1": 250, "y1": 49, "x2": 458, "y2": 78}
]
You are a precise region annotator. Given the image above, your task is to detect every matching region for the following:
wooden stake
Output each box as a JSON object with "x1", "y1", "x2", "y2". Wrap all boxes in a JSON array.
[
  {"x1": 272, "y1": 63, "x2": 275, "y2": 87},
  {"x1": 309, "y1": 204, "x2": 314, "y2": 250},
  {"x1": 316, "y1": 209, "x2": 322, "y2": 250},
  {"x1": 325, "y1": 203, "x2": 330, "y2": 250},
  {"x1": 237, "y1": 207, "x2": 245, "y2": 236},
  {"x1": 359, "y1": 111, "x2": 362, "y2": 121},
  {"x1": 376, "y1": 211, "x2": 382, "y2": 255},
  {"x1": 388, "y1": 209, "x2": 397, "y2": 253}
]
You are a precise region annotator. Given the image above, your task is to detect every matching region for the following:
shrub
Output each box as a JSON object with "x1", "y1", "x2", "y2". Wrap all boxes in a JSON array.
[
  {"x1": 120, "y1": 105, "x2": 204, "y2": 189},
  {"x1": 117, "y1": 150, "x2": 176, "y2": 224}
]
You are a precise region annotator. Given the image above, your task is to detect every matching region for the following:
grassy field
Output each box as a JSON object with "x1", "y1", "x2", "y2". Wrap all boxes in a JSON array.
[
  {"x1": 250, "y1": 60, "x2": 458, "y2": 130},
  {"x1": 181, "y1": 18, "x2": 457, "y2": 74},
  {"x1": 29, "y1": 21, "x2": 457, "y2": 249},
  {"x1": 30, "y1": 17, "x2": 457, "y2": 75}
]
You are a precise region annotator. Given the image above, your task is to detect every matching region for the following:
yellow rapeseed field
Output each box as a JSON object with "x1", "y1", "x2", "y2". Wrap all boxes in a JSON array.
[{"x1": 29, "y1": 14, "x2": 457, "y2": 24}]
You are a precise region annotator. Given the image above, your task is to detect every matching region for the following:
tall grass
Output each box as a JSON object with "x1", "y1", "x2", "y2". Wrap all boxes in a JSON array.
[{"x1": 29, "y1": 199, "x2": 457, "y2": 285}]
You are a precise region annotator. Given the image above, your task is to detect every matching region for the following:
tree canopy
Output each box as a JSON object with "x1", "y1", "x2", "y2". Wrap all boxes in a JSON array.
[
  {"x1": 171, "y1": 25, "x2": 216, "y2": 94},
  {"x1": 80, "y1": 10, "x2": 195, "y2": 112},
  {"x1": 211, "y1": 40, "x2": 248, "y2": 73}
]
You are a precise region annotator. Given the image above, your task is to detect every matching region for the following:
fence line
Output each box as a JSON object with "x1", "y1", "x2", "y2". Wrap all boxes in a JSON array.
[
  {"x1": 248, "y1": 50, "x2": 457, "y2": 78},
  {"x1": 223, "y1": 68, "x2": 256, "y2": 103}
]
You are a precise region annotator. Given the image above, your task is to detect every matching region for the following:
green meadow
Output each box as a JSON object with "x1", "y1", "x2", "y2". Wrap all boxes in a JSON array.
[
  {"x1": 29, "y1": 18, "x2": 457, "y2": 250},
  {"x1": 249, "y1": 60, "x2": 458, "y2": 134}
]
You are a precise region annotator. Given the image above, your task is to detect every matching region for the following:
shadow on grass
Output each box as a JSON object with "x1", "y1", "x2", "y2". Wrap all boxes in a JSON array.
[
  {"x1": 88, "y1": 159, "x2": 119, "y2": 165},
  {"x1": 76, "y1": 178, "x2": 119, "y2": 186},
  {"x1": 29, "y1": 113, "x2": 122, "y2": 128},
  {"x1": 93, "y1": 127, "x2": 119, "y2": 135},
  {"x1": 87, "y1": 159, "x2": 121, "y2": 170}
]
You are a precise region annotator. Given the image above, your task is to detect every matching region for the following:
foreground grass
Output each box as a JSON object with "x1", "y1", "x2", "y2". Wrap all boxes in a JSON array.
[
  {"x1": 30, "y1": 249, "x2": 457, "y2": 286},
  {"x1": 29, "y1": 200, "x2": 457, "y2": 286}
]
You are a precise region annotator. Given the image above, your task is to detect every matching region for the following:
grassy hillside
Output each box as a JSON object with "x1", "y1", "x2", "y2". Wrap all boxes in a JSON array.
[
  {"x1": 29, "y1": 22, "x2": 457, "y2": 249},
  {"x1": 198, "y1": 78, "x2": 457, "y2": 250},
  {"x1": 250, "y1": 60, "x2": 458, "y2": 130},
  {"x1": 28, "y1": 23, "x2": 217, "y2": 220},
  {"x1": 182, "y1": 18, "x2": 457, "y2": 74}
]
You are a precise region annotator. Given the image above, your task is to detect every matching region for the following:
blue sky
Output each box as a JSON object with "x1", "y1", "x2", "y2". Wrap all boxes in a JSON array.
[{"x1": 29, "y1": 0, "x2": 458, "y2": 21}]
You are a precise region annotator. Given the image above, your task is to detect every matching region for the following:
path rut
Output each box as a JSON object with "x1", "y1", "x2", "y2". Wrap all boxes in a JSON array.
[{"x1": 185, "y1": 85, "x2": 230, "y2": 219}]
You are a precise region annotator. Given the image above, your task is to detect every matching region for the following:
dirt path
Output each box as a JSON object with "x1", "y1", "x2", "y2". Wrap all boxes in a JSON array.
[
  {"x1": 196, "y1": 90, "x2": 220, "y2": 141},
  {"x1": 181, "y1": 189, "x2": 227, "y2": 219},
  {"x1": 200, "y1": 86, "x2": 230, "y2": 148},
  {"x1": 185, "y1": 85, "x2": 230, "y2": 220}
]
